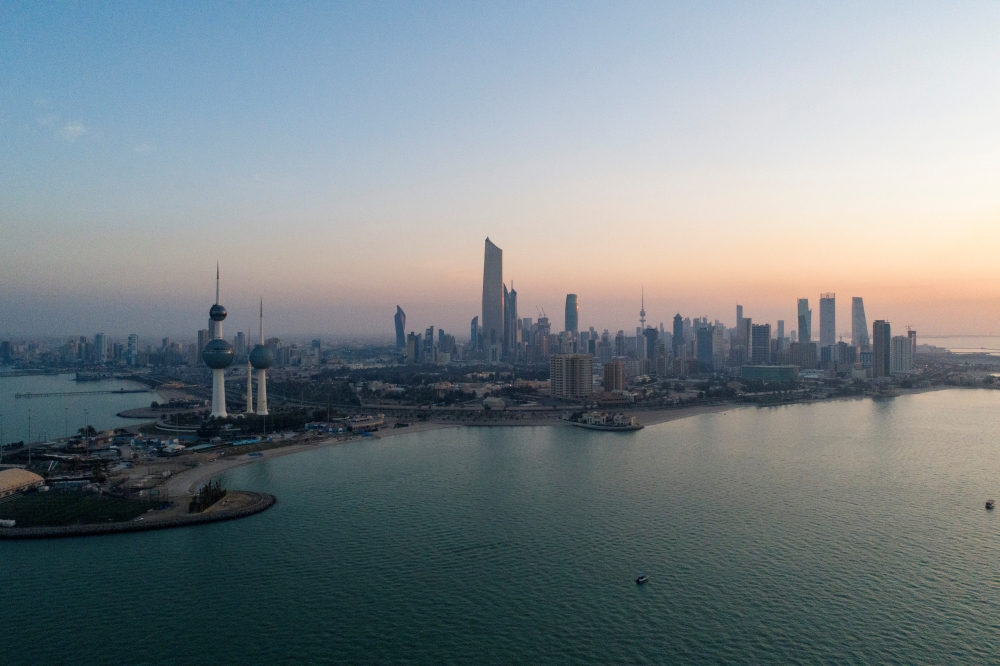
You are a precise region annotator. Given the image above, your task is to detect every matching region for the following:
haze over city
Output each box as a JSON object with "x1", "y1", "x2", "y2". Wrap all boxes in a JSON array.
[{"x1": 3, "y1": 2, "x2": 1000, "y2": 338}]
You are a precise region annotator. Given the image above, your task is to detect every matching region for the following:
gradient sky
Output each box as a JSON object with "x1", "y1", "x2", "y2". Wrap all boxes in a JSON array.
[{"x1": 2, "y1": 2, "x2": 999, "y2": 340}]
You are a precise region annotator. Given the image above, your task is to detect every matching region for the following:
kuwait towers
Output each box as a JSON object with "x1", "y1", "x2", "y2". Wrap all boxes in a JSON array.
[
  {"x1": 249, "y1": 299, "x2": 273, "y2": 416},
  {"x1": 202, "y1": 265, "x2": 234, "y2": 417}
]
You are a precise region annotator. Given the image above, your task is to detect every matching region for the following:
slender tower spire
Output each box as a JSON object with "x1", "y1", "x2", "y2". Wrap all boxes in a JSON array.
[
  {"x1": 639, "y1": 287, "x2": 646, "y2": 329},
  {"x1": 250, "y1": 297, "x2": 271, "y2": 416},
  {"x1": 245, "y1": 323, "x2": 254, "y2": 415},
  {"x1": 216, "y1": 263, "x2": 220, "y2": 305}
]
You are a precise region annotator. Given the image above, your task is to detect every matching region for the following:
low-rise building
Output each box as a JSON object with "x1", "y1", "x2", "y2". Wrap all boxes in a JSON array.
[{"x1": 0, "y1": 468, "x2": 45, "y2": 498}]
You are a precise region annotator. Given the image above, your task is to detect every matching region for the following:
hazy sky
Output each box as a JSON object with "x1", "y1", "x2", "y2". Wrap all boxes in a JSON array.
[{"x1": 3, "y1": 2, "x2": 999, "y2": 340}]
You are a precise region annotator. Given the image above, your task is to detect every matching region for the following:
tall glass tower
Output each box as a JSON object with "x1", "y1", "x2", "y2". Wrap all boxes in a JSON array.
[
  {"x1": 851, "y1": 297, "x2": 870, "y2": 350},
  {"x1": 481, "y1": 238, "x2": 503, "y2": 362},
  {"x1": 394, "y1": 306, "x2": 406, "y2": 349},
  {"x1": 564, "y1": 294, "x2": 578, "y2": 335},
  {"x1": 819, "y1": 293, "x2": 836, "y2": 347}
]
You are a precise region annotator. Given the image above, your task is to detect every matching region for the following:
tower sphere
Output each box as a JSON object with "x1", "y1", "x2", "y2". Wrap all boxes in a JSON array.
[
  {"x1": 209, "y1": 304, "x2": 227, "y2": 321},
  {"x1": 249, "y1": 344, "x2": 273, "y2": 370},
  {"x1": 202, "y1": 339, "x2": 234, "y2": 369}
]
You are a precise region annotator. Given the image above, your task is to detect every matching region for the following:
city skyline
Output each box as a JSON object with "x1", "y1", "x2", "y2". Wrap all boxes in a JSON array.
[{"x1": 3, "y1": 4, "x2": 1000, "y2": 337}]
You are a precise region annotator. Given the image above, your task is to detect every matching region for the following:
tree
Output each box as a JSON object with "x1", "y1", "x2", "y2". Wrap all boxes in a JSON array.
[{"x1": 78, "y1": 425, "x2": 97, "y2": 437}]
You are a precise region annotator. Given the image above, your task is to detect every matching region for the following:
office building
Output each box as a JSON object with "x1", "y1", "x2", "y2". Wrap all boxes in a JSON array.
[
  {"x1": 550, "y1": 354, "x2": 593, "y2": 399},
  {"x1": 482, "y1": 238, "x2": 504, "y2": 362},
  {"x1": 504, "y1": 283, "x2": 518, "y2": 358},
  {"x1": 797, "y1": 299, "x2": 812, "y2": 343},
  {"x1": 93, "y1": 333, "x2": 106, "y2": 363},
  {"x1": 751, "y1": 324, "x2": 772, "y2": 365},
  {"x1": 789, "y1": 342, "x2": 817, "y2": 370},
  {"x1": 197, "y1": 329, "x2": 210, "y2": 366},
  {"x1": 470, "y1": 316, "x2": 478, "y2": 350},
  {"x1": 872, "y1": 320, "x2": 891, "y2": 378},
  {"x1": 696, "y1": 326, "x2": 713, "y2": 373},
  {"x1": 736, "y1": 304, "x2": 744, "y2": 337},
  {"x1": 908, "y1": 329, "x2": 917, "y2": 357},
  {"x1": 394, "y1": 306, "x2": 406, "y2": 349},
  {"x1": 643, "y1": 327, "x2": 659, "y2": 375},
  {"x1": 819, "y1": 293, "x2": 836, "y2": 347},
  {"x1": 851, "y1": 297, "x2": 869, "y2": 350},
  {"x1": 565, "y1": 294, "x2": 579, "y2": 335},
  {"x1": 672, "y1": 314, "x2": 683, "y2": 356}
]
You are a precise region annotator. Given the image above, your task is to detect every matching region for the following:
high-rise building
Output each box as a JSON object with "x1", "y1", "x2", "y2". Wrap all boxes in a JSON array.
[
  {"x1": 643, "y1": 327, "x2": 659, "y2": 375},
  {"x1": 470, "y1": 316, "x2": 479, "y2": 350},
  {"x1": 672, "y1": 314, "x2": 683, "y2": 356},
  {"x1": 482, "y1": 238, "x2": 503, "y2": 362},
  {"x1": 197, "y1": 329, "x2": 210, "y2": 366},
  {"x1": 127, "y1": 334, "x2": 139, "y2": 366},
  {"x1": 751, "y1": 324, "x2": 772, "y2": 365},
  {"x1": 872, "y1": 320, "x2": 891, "y2": 378},
  {"x1": 603, "y1": 358, "x2": 626, "y2": 392},
  {"x1": 424, "y1": 326, "x2": 436, "y2": 364},
  {"x1": 890, "y1": 335, "x2": 912, "y2": 374},
  {"x1": 234, "y1": 331, "x2": 247, "y2": 360},
  {"x1": 565, "y1": 294, "x2": 579, "y2": 335},
  {"x1": 93, "y1": 333, "x2": 106, "y2": 363},
  {"x1": 797, "y1": 299, "x2": 812, "y2": 343},
  {"x1": 394, "y1": 306, "x2": 406, "y2": 349},
  {"x1": 736, "y1": 304, "x2": 744, "y2": 336},
  {"x1": 851, "y1": 297, "x2": 869, "y2": 350},
  {"x1": 776, "y1": 321, "x2": 784, "y2": 340},
  {"x1": 406, "y1": 332, "x2": 420, "y2": 364},
  {"x1": 819, "y1": 293, "x2": 836, "y2": 347},
  {"x1": 550, "y1": 354, "x2": 593, "y2": 399},
  {"x1": 504, "y1": 283, "x2": 518, "y2": 358},
  {"x1": 696, "y1": 325, "x2": 713, "y2": 373},
  {"x1": 908, "y1": 329, "x2": 917, "y2": 357}
]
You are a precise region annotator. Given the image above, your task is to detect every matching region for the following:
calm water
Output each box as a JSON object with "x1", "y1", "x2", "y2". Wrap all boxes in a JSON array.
[
  {"x1": 0, "y1": 373, "x2": 163, "y2": 444},
  {"x1": 923, "y1": 335, "x2": 1000, "y2": 354},
  {"x1": 5, "y1": 389, "x2": 1000, "y2": 664}
]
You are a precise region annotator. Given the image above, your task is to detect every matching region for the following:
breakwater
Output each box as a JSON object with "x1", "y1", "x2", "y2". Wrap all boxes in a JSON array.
[{"x1": 0, "y1": 491, "x2": 275, "y2": 540}]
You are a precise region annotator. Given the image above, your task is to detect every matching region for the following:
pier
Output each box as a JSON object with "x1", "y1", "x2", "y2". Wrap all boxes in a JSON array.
[{"x1": 14, "y1": 389, "x2": 152, "y2": 399}]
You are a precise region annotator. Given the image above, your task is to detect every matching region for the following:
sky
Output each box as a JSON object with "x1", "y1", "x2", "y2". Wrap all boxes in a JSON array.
[{"x1": 2, "y1": 2, "x2": 1000, "y2": 341}]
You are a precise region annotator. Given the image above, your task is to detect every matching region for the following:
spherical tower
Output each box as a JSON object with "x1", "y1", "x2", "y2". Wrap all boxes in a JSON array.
[
  {"x1": 250, "y1": 298, "x2": 273, "y2": 415},
  {"x1": 203, "y1": 265, "x2": 234, "y2": 418}
]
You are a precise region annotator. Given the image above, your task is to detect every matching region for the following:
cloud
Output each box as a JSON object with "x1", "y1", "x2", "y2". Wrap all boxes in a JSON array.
[
  {"x1": 135, "y1": 142, "x2": 156, "y2": 153},
  {"x1": 61, "y1": 121, "x2": 86, "y2": 141}
]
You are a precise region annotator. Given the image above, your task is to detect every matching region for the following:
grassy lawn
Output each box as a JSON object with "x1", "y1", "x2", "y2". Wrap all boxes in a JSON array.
[{"x1": 0, "y1": 492, "x2": 157, "y2": 527}]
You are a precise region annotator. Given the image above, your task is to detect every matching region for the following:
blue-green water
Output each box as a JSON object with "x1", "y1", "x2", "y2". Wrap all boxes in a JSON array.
[
  {"x1": 5, "y1": 389, "x2": 1000, "y2": 664},
  {"x1": 0, "y1": 373, "x2": 163, "y2": 445}
]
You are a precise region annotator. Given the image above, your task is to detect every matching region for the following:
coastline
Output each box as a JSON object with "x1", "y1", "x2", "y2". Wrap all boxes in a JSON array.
[{"x1": 160, "y1": 403, "x2": 746, "y2": 496}]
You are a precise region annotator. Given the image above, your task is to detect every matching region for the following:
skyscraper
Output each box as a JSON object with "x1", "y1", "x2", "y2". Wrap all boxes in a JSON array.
[
  {"x1": 872, "y1": 320, "x2": 891, "y2": 378},
  {"x1": 819, "y1": 293, "x2": 836, "y2": 347},
  {"x1": 470, "y1": 316, "x2": 479, "y2": 350},
  {"x1": 797, "y1": 299, "x2": 812, "y2": 343},
  {"x1": 891, "y1": 335, "x2": 913, "y2": 374},
  {"x1": 93, "y1": 333, "x2": 106, "y2": 363},
  {"x1": 672, "y1": 314, "x2": 683, "y2": 356},
  {"x1": 565, "y1": 294, "x2": 579, "y2": 335},
  {"x1": 504, "y1": 283, "x2": 518, "y2": 358},
  {"x1": 482, "y1": 238, "x2": 503, "y2": 363},
  {"x1": 394, "y1": 306, "x2": 406, "y2": 349},
  {"x1": 696, "y1": 325, "x2": 713, "y2": 372},
  {"x1": 908, "y1": 329, "x2": 917, "y2": 357},
  {"x1": 736, "y1": 304, "x2": 744, "y2": 337},
  {"x1": 751, "y1": 324, "x2": 771, "y2": 365},
  {"x1": 851, "y1": 297, "x2": 869, "y2": 350}
]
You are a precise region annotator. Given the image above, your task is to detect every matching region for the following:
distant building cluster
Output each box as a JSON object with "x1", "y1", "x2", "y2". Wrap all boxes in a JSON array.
[{"x1": 389, "y1": 239, "x2": 918, "y2": 387}]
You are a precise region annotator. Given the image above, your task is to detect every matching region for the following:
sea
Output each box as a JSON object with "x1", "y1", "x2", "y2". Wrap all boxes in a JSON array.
[
  {"x1": 922, "y1": 335, "x2": 1000, "y2": 355},
  {"x1": 0, "y1": 372, "x2": 164, "y2": 445},
  {"x1": 5, "y1": 388, "x2": 1000, "y2": 664}
]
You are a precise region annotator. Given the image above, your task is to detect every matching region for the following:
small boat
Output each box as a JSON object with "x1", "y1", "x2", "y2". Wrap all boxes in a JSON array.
[
  {"x1": 636, "y1": 574, "x2": 648, "y2": 584},
  {"x1": 987, "y1": 500, "x2": 995, "y2": 510},
  {"x1": 247, "y1": 452, "x2": 264, "y2": 458}
]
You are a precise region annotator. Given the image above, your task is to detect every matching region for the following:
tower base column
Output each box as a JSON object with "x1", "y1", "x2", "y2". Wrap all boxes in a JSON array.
[{"x1": 211, "y1": 368, "x2": 228, "y2": 418}]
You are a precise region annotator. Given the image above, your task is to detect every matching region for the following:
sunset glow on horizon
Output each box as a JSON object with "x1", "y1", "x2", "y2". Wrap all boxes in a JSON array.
[{"x1": 3, "y1": 3, "x2": 999, "y2": 339}]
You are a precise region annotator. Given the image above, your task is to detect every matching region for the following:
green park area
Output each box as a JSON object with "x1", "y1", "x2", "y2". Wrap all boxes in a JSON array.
[{"x1": 0, "y1": 492, "x2": 156, "y2": 528}]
